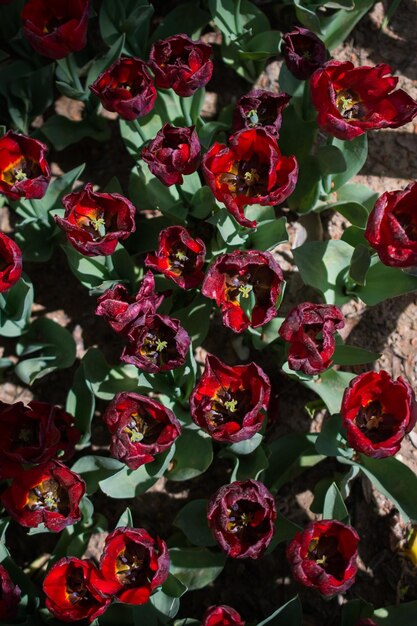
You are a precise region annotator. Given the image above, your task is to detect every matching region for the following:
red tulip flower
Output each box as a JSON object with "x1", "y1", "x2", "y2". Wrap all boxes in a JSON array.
[
  {"x1": 207, "y1": 479, "x2": 276, "y2": 559},
  {"x1": 90, "y1": 57, "x2": 156, "y2": 121},
  {"x1": 341, "y1": 370, "x2": 417, "y2": 458},
  {"x1": 0, "y1": 130, "x2": 50, "y2": 200},
  {"x1": 145, "y1": 225, "x2": 206, "y2": 289},
  {"x1": 43, "y1": 558, "x2": 111, "y2": 623},
  {"x1": 190, "y1": 354, "x2": 270, "y2": 443},
  {"x1": 21, "y1": 0, "x2": 89, "y2": 59},
  {"x1": 282, "y1": 27, "x2": 327, "y2": 80},
  {"x1": 202, "y1": 250, "x2": 284, "y2": 333},
  {"x1": 55, "y1": 183, "x2": 136, "y2": 256},
  {"x1": 202, "y1": 128, "x2": 298, "y2": 228},
  {"x1": 0, "y1": 565, "x2": 21, "y2": 622},
  {"x1": 103, "y1": 392, "x2": 181, "y2": 469},
  {"x1": 279, "y1": 302, "x2": 345, "y2": 375},
  {"x1": 310, "y1": 61, "x2": 417, "y2": 140},
  {"x1": 202, "y1": 605, "x2": 245, "y2": 626},
  {"x1": 149, "y1": 33, "x2": 213, "y2": 97},
  {"x1": 232, "y1": 89, "x2": 291, "y2": 136},
  {"x1": 0, "y1": 233, "x2": 22, "y2": 293},
  {"x1": 287, "y1": 520, "x2": 359, "y2": 596}
]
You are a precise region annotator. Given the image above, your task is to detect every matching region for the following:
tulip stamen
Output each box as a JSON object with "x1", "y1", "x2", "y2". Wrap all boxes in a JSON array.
[
  {"x1": 238, "y1": 284, "x2": 253, "y2": 298},
  {"x1": 156, "y1": 339, "x2": 168, "y2": 352},
  {"x1": 14, "y1": 168, "x2": 28, "y2": 181},
  {"x1": 224, "y1": 399, "x2": 238, "y2": 413}
]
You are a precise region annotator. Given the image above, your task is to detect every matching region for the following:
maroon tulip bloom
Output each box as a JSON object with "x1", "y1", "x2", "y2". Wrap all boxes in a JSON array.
[
  {"x1": 202, "y1": 250, "x2": 284, "y2": 333},
  {"x1": 149, "y1": 33, "x2": 213, "y2": 97},
  {"x1": 279, "y1": 302, "x2": 345, "y2": 375},
  {"x1": 310, "y1": 61, "x2": 417, "y2": 140},
  {"x1": 55, "y1": 183, "x2": 136, "y2": 256},
  {"x1": 365, "y1": 182, "x2": 417, "y2": 267},
  {"x1": 0, "y1": 400, "x2": 80, "y2": 478},
  {"x1": 103, "y1": 392, "x2": 181, "y2": 470},
  {"x1": 202, "y1": 128, "x2": 298, "y2": 228},
  {"x1": 145, "y1": 225, "x2": 206, "y2": 289},
  {"x1": 96, "y1": 272, "x2": 163, "y2": 334},
  {"x1": 91, "y1": 527, "x2": 169, "y2": 604},
  {"x1": 207, "y1": 479, "x2": 276, "y2": 559},
  {"x1": 341, "y1": 370, "x2": 417, "y2": 459},
  {"x1": 43, "y1": 558, "x2": 111, "y2": 623},
  {"x1": 287, "y1": 520, "x2": 359, "y2": 596},
  {"x1": 121, "y1": 313, "x2": 191, "y2": 373},
  {"x1": 232, "y1": 90, "x2": 291, "y2": 136},
  {"x1": 202, "y1": 605, "x2": 245, "y2": 626},
  {"x1": 0, "y1": 565, "x2": 21, "y2": 622},
  {"x1": 1, "y1": 460, "x2": 85, "y2": 532},
  {"x1": 89, "y1": 57, "x2": 156, "y2": 121},
  {"x1": 0, "y1": 233, "x2": 22, "y2": 293},
  {"x1": 282, "y1": 27, "x2": 327, "y2": 80},
  {"x1": 190, "y1": 354, "x2": 270, "y2": 443},
  {"x1": 21, "y1": 0, "x2": 89, "y2": 60},
  {"x1": 0, "y1": 130, "x2": 51, "y2": 200},
  {"x1": 142, "y1": 124, "x2": 201, "y2": 186}
]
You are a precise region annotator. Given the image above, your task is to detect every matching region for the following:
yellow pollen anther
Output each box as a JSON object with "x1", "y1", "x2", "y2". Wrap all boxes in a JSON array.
[
  {"x1": 224, "y1": 399, "x2": 238, "y2": 413},
  {"x1": 14, "y1": 169, "x2": 27, "y2": 181},
  {"x1": 89, "y1": 217, "x2": 105, "y2": 233},
  {"x1": 339, "y1": 96, "x2": 353, "y2": 111},
  {"x1": 175, "y1": 250, "x2": 187, "y2": 261},
  {"x1": 156, "y1": 339, "x2": 168, "y2": 352},
  {"x1": 238, "y1": 285, "x2": 253, "y2": 298},
  {"x1": 130, "y1": 431, "x2": 143, "y2": 443},
  {"x1": 244, "y1": 169, "x2": 259, "y2": 186}
]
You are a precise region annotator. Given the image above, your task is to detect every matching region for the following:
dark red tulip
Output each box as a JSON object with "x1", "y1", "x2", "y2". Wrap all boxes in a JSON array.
[
  {"x1": 0, "y1": 400, "x2": 80, "y2": 478},
  {"x1": 190, "y1": 354, "x2": 270, "y2": 443},
  {"x1": 287, "y1": 520, "x2": 359, "y2": 596},
  {"x1": 202, "y1": 605, "x2": 245, "y2": 626},
  {"x1": 341, "y1": 370, "x2": 417, "y2": 458},
  {"x1": 0, "y1": 565, "x2": 21, "y2": 622},
  {"x1": 0, "y1": 233, "x2": 22, "y2": 293},
  {"x1": 1, "y1": 460, "x2": 85, "y2": 532},
  {"x1": 149, "y1": 33, "x2": 213, "y2": 97},
  {"x1": 310, "y1": 61, "x2": 417, "y2": 140},
  {"x1": 202, "y1": 128, "x2": 298, "y2": 228},
  {"x1": 282, "y1": 27, "x2": 327, "y2": 80},
  {"x1": 43, "y1": 557, "x2": 111, "y2": 623},
  {"x1": 142, "y1": 124, "x2": 201, "y2": 186},
  {"x1": 279, "y1": 302, "x2": 345, "y2": 375},
  {"x1": 55, "y1": 183, "x2": 136, "y2": 256},
  {"x1": 202, "y1": 250, "x2": 284, "y2": 333},
  {"x1": 21, "y1": 0, "x2": 89, "y2": 59},
  {"x1": 103, "y1": 392, "x2": 181, "y2": 469},
  {"x1": 0, "y1": 130, "x2": 50, "y2": 200},
  {"x1": 145, "y1": 225, "x2": 206, "y2": 289},
  {"x1": 95, "y1": 272, "x2": 163, "y2": 334},
  {"x1": 89, "y1": 57, "x2": 156, "y2": 121},
  {"x1": 207, "y1": 479, "x2": 276, "y2": 559},
  {"x1": 232, "y1": 89, "x2": 291, "y2": 136},
  {"x1": 121, "y1": 313, "x2": 191, "y2": 373},
  {"x1": 91, "y1": 527, "x2": 169, "y2": 604},
  {"x1": 365, "y1": 182, "x2": 417, "y2": 267}
]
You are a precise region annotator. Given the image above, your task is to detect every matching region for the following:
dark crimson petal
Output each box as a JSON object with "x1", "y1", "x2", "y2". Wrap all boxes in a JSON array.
[
  {"x1": 43, "y1": 557, "x2": 111, "y2": 623},
  {"x1": 341, "y1": 370, "x2": 417, "y2": 458},
  {"x1": 90, "y1": 57, "x2": 156, "y2": 121},
  {"x1": 282, "y1": 27, "x2": 327, "y2": 80},
  {"x1": 22, "y1": 0, "x2": 89, "y2": 59},
  {"x1": 0, "y1": 564, "x2": 20, "y2": 622},
  {"x1": 202, "y1": 605, "x2": 245, "y2": 626},
  {"x1": 190, "y1": 353, "x2": 270, "y2": 443},
  {"x1": 0, "y1": 233, "x2": 22, "y2": 293},
  {"x1": 287, "y1": 520, "x2": 359, "y2": 596},
  {"x1": 310, "y1": 61, "x2": 417, "y2": 140},
  {"x1": 55, "y1": 183, "x2": 136, "y2": 256},
  {"x1": 0, "y1": 131, "x2": 51, "y2": 200},
  {"x1": 232, "y1": 90, "x2": 291, "y2": 136},
  {"x1": 207, "y1": 479, "x2": 276, "y2": 559},
  {"x1": 103, "y1": 391, "x2": 181, "y2": 469},
  {"x1": 145, "y1": 225, "x2": 206, "y2": 289},
  {"x1": 149, "y1": 33, "x2": 213, "y2": 97},
  {"x1": 279, "y1": 302, "x2": 344, "y2": 375},
  {"x1": 142, "y1": 124, "x2": 201, "y2": 186},
  {"x1": 202, "y1": 250, "x2": 284, "y2": 333},
  {"x1": 202, "y1": 128, "x2": 298, "y2": 228}
]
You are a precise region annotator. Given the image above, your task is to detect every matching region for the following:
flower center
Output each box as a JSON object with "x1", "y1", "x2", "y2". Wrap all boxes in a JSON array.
[
  {"x1": 115, "y1": 540, "x2": 151, "y2": 587},
  {"x1": 354, "y1": 400, "x2": 398, "y2": 443},
  {"x1": 26, "y1": 478, "x2": 70, "y2": 515},
  {"x1": 335, "y1": 89, "x2": 366, "y2": 120},
  {"x1": 123, "y1": 410, "x2": 164, "y2": 444},
  {"x1": 225, "y1": 500, "x2": 264, "y2": 538},
  {"x1": 246, "y1": 108, "x2": 259, "y2": 127},
  {"x1": 208, "y1": 387, "x2": 251, "y2": 428},
  {"x1": 66, "y1": 564, "x2": 92, "y2": 606},
  {"x1": 167, "y1": 245, "x2": 197, "y2": 276},
  {"x1": 217, "y1": 155, "x2": 267, "y2": 198},
  {"x1": 1, "y1": 157, "x2": 38, "y2": 186},
  {"x1": 139, "y1": 326, "x2": 173, "y2": 365},
  {"x1": 393, "y1": 209, "x2": 417, "y2": 241},
  {"x1": 307, "y1": 535, "x2": 346, "y2": 580},
  {"x1": 75, "y1": 208, "x2": 108, "y2": 239}
]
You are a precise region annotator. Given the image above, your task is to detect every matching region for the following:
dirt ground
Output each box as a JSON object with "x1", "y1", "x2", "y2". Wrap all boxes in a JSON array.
[{"x1": 1, "y1": 1, "x2": 417, "y2": 624}]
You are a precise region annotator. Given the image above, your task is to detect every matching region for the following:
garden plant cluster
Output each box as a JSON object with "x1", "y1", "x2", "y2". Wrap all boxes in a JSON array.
[{"x1": 1, "y1": 0, "x2": 417, "y2": 625}]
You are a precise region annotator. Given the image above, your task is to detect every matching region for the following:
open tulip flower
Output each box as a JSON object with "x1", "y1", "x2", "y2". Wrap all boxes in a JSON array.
[
  {"x1": 190, "y1": 353, "x2": 270, "y2": 443},
  {"x1": 287, "y1": 520, "x2": 359, "y2": 596},
  {"x1": 203, "y1": 128, "x2": 298, "y2": 228},
  {"x1": 0, "y1": 233, "x2": 22, "y2": 293},
  {"x1": 202, "y1": 250, "x2": 284, "y2": 333},
  {"x1": 282, "y1": 27, "x2": 327, "y2": 80},
  {"x1": 310, "y1": 61, "x2": 417, "y2": 140},
  {"x1": 0, "y1": 130, "x2": 51, "y2": 200},
  {"x1": 232, "y1": 89, "x2": 291, "y2": 136},
  {"x1": 341, "y1": 370, "x2": 417, "y2": 458},
  {"x1": 202, "y1": 605, "x2": 245, "y2": 626}
]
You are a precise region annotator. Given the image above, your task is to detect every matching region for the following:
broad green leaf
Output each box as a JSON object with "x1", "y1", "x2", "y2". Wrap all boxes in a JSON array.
[
  {"x1": 302, "y1": 369, "x2": 355, "y2": 415},
  {"x1": 373, "y1": 600, "x2": 417, "y2": 625},
  {"x1": 249, "y1": 216, "x2": 288, "y2": 251},
  {"x1": 337, "y1": 183, "x2": 378, "y2": 213},
  {"x1": 332, "y1": 344, "x2": 380, "y2": 365},
  {"x1": 321, "y1": 201, "x2": 369, "y2": 228},
  {"x1": 166, "y1": 429, "x2": 213, "y2": 481},
  {"x1": 341, "y1": 599, "x2": 374, "y2": 626},
  {"x1": 169, "y1": 547, "x2": 226, "y2": 590},
  {"x1": 0, "y1": 275, "x2": 33, "y2": 337},
  {"x1": 129, "y1": 164, "x2": 186, "y2": 220},
  {"x1": 71, "y1": 456, "x2": 124, "y2": 495},
  {"x1": 151, "y1": 2, "x2": 210, "y2": 41},
  {"x1": 320, "y1": 0, "x2": 375, "y2": 50},
  {"x1": 174, "y1": 499, "x2": 217, "y2": 547},
  {"x1": 348, "y1": 243, "x2": 372, "y2": 285},
  {"x1": 315, "y1": 414, "x2": 347, "y2": 457},
  {"x1": 257, "y1": 595, "x2": 303, "y2": 625},
  {"x1": 116, "y1": 507, "x2": 133, "y2": 528},
  {"x1": 331, "y1": 135, "x2": 368, "y2": 190},
  {"x1": 317, "y1": 144, "x2": 347, "y2": 175},
  {"x1": 41, "y1": 115, "x2": 111, "y2": 150},
  {"x1": 224, "y1": 443, "x2": 269, "y2": 482},
  {"x1": 323, "y1": 482, "x2": 350, "y2": 523},
  {"x1": 353, "y1": 261, "x2": 417, "y2": 305},
  {"x1": 265, "y1": 433, "x2": 323, "y2": 493}
]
